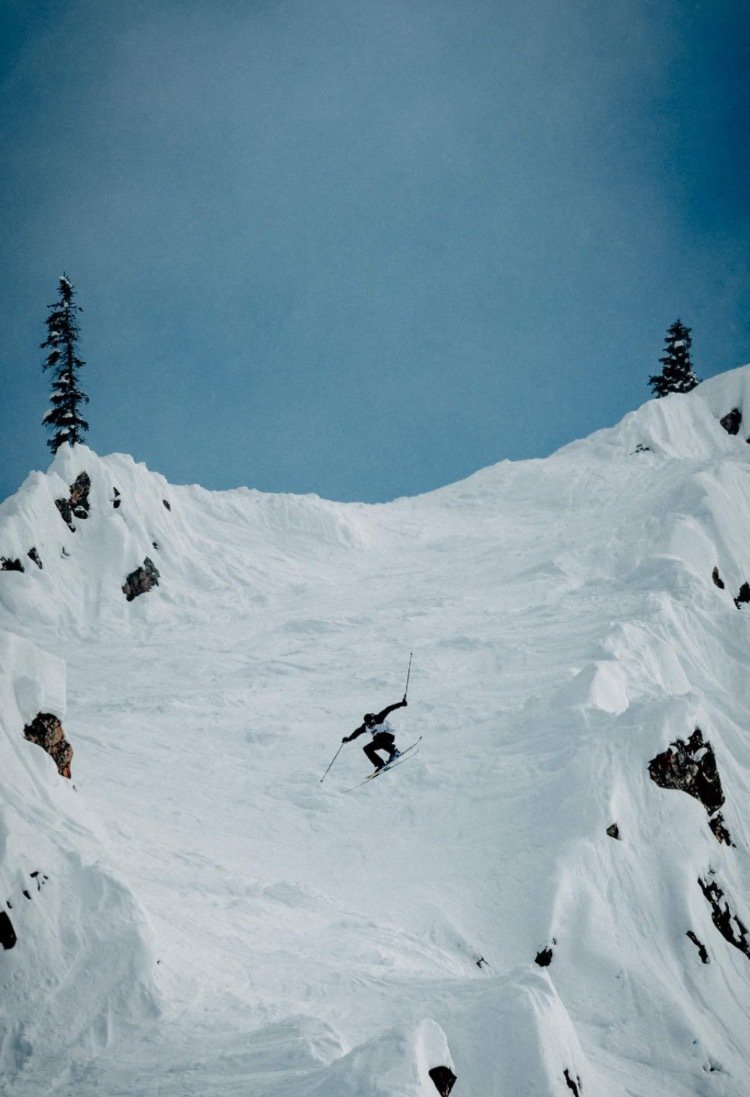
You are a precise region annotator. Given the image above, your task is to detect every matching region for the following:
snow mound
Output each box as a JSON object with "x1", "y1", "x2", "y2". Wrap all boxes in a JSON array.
[
  {"x1": 697, "y1": 363, "x2": 750, "y2": 426},
  {"x1": 564, "y1": 365, "x2": 750, "y2": 461}
]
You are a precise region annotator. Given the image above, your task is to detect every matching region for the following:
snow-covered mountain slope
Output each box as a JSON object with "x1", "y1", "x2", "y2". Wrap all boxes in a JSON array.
[{"x1": 2, "y1": 368, "x2": 750, "y2": 1095}]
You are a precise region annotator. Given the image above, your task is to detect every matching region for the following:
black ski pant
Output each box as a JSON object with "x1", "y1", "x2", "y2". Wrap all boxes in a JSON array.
[{"x1": 364, "y1": 731, "x2": 396, "y2": 769}]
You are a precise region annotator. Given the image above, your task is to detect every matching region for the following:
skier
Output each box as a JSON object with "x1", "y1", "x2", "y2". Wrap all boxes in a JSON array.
[{"x1": 342, "y1": 696, "x2": 408, "y2": 771}]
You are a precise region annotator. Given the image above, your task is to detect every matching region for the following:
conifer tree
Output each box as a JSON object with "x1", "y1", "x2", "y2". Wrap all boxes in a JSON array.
[
  {"x1": 648, "y1": 319, "x2": 700, "y2": 398},
  {"x1": 41, "y1": 274, "x2": 90, "y2": 452}
]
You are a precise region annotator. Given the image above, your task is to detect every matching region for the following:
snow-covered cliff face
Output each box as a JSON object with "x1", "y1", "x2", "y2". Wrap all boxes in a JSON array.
[
  {"x1": 0, "y1": 630, "x2": 159, "y2": 1085},
  {"x1": 2, "y1": 369, "x2": 750, "y2": 1096}
]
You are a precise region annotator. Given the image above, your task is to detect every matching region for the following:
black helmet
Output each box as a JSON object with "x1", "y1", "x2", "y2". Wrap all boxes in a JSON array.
[{"x1": 364, "y1": 713, "x2": 375, "y2": 725}]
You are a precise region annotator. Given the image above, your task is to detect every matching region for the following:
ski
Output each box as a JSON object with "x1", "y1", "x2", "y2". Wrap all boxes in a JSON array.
[
  {"x1": 365, "y1": 747, "x2": 420, "y2": 781},
  {"x1": 344, "y1": 737, "x2": 422, "y2": 791}
]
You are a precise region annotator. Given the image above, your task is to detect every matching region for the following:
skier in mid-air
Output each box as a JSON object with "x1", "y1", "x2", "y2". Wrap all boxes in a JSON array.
[{"x1": 342, "y1": 696, "x2": 408, "y2": 772}]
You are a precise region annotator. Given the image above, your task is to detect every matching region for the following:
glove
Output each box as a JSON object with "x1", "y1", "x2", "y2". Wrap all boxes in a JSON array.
[
  {"x1": 341, "y1": 735, "x2": 350, "y2": 743},
  {"x1": 402, "y1": 696, "x2": 408, "y2": 706}
]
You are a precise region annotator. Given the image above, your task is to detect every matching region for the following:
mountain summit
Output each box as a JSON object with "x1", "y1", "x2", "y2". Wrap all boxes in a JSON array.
[{"x1": 2, "y1": 368, "x2": 750, "y2": 1095}]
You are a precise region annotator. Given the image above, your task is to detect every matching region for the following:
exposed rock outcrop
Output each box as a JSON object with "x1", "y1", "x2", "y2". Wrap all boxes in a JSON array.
[
  {"x1": 27, "y1": 547, "x2": 43, "y2": 569},
  {"x1": 55, "y1": 497, "x2": 75, "y2": 531},
  {"x1": 535, "y1": 938, "x2": 556, "y2": 967},
  {"x1": 1, "y1": 556, "x2": 24, "y2": 572},
  {"x1": 122, "y1": 556, "x2": 160, "y2": 601},
  {"x1": 708, "y1": 812, "x2": 733, "y2": 846},
  {"x1": 734, "y1": 582, "x2": 750, "y2": 609},
  {"x1": 698, "y1": 874, "x2": 750, "y2": 960},
  {"x1": 55, "y1": 471, "x2": 91, "y2": 531},
  {"x1": 23, "y1": 712, "x2": 74, "y2": 778},
  {"x1": 711, "y1": 566, "x2": 725, "y2": 590},
  {"x1": 719, "y1": 407, "x2": 742, "y2": 435},
  {"x1": 113, "y1": 486, "x2": 121, "y2": 509},
  {"x1": 0, "y1": 911, "x2": 16, "y2": 950},
  {"x1": 30, "y1": 871, "x2": 48, "y2": 893},
  {"x1": 428, "y1": 1066, "x2": 457, "y2": 1097},
  {"x1": 606, "y1": 823, "x2": 621, "y2": 840},
  {"x1": 686, "y1": 930, "x2": 709, "y2": 963},
  {"x1": 649, "y1": 729, "x2": 726, "y2": 834},
  {"x1": 564, "y1": 1068, "x2": 583, "y2": 1095},
  {"x1": 1, "y1": 873, "x2": 49, "y2": 951},
  {"x1": 70, "y1": 471, "x2": 91, "y2": 513}
]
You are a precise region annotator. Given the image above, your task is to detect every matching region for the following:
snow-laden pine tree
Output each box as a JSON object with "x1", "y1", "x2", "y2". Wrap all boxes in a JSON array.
[
  {"x1": 41, "y1": 275, "x2": 90, "y2": 453},
  {"x1": 648, "y1": 319, "x2": 700, "y2": 398}
]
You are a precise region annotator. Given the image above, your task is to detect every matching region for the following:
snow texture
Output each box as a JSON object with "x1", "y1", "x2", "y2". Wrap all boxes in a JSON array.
[{"x1": 2, "y1": 370, "x2": 750, "y2": 1094}]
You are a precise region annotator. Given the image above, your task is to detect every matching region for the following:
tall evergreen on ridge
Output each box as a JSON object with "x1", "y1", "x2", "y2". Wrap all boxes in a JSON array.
[
  {"x1": 41, "y1": 274, "x2": 90, "y2": 453},
  {"x1": 648, "y1": 319, "x2": 700, "y2": 398}
]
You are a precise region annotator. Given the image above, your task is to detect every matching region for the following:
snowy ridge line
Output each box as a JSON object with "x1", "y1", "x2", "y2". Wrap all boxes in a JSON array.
[
  {"x1": 541, "y1": 449, "x2": 750, "y2": 1094},
  {"x1": 0, "y1": 443, "x2": 376, "y2": 635}
]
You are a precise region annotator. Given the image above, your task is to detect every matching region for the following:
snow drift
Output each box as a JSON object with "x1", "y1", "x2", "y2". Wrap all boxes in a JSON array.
[{"x1": 2, "y1": 368, "x2": 750, "y2": 1095}]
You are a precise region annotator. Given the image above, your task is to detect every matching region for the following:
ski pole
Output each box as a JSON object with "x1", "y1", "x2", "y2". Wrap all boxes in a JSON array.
[
  {"x1": 403, "y1": 651, "x2": 413, "y2": 700},
  {"x1": 320, "y1": 742, "x2": 344, "y2": 784}
]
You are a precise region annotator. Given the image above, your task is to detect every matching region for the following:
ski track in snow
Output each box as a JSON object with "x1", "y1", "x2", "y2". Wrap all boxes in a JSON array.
[{"x1": 3, "y1": 368, "x2": 750, "y2": 1093}]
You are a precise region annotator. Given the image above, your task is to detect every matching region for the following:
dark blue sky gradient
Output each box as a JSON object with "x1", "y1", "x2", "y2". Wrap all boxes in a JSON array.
[{"x1": 1, "y1": 0, "x2": 748, "y2": 502}]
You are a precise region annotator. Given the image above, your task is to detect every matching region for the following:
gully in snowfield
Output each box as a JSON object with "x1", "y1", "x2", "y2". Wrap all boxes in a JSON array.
[{"x1": 342, "y1": 697, "x2": 408, "y2": 771}]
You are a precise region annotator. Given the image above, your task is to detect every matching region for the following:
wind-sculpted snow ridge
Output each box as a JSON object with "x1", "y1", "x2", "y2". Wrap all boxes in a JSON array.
[
  {"x1": 0, "y1": 632, "x2": 159, "y2": 1091},
  {"x1": 0, "y1": 443, "x2": 371, "y2": 635},
  {"x1": 1, "y1": 368, "x2": 750, "y2": 1094}
]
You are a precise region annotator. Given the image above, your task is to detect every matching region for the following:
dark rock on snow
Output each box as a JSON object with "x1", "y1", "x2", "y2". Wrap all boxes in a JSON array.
[
  {"x1": 606, "y1": 823, "x2": 621, "y2": 840},
  {"x1": 69, "y1": 471, "x2": 91, "y2": 515},
  {"x1": 0, "y1": 911, "x2": 17, "y2": 950},
  {"x1": 1, "y1": 556, "x2": 24, "y2": 572},
  {"x1": 564, "y1": 1068, "x2": 583, "y2": 1095},
  {"x1": 708, "y1": 812, "x2": 734, "y2": 846},
  {"x1": 535, "y1": 939, "x2": 556, "y2": 967},
  {"x1": 23, "y1": 712, "x2": 73, "y2": 778},
  {"x1": 27, "y1": 547, "x2": 43, "y2": 569},
  {"x1": 122, "y1": 556, "x2": 160, "y2": 601},
  {"x1": 55, "y1": 471, "x2": 91, "y2": 531},
  {"x1": 734, "y1": 582, "x2": 750, "y2": 608},
  {"x1": 711, "y1": 566, "x2": 725, "y2": 590},
  {"x1": 55, "y1": 497, "x2": 75, "y2": 531},
  {"x1": 113, "y1": 486, "x2": 121, "y2": 509},
  {"x1": 649, "y1": 728, "x2": 724, "y2": 816},
  {"x1": 719, "y1": 408, "x2": 742, "y2": 435},
  {"x1": 30, "y1": 871, "x2": 48, "y2": 892},
  {"x1": 698, "y1": 874, "x2": 750, "y2": 960},
  {"x1": 428, "y1": 1066, "x2": 457, "y2": 1097},
  {"x1": 686, "y1": 930, "x2": 710, "y2": 964}
]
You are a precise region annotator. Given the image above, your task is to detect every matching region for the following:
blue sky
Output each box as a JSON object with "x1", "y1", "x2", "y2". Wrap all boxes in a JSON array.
[{"x1": 1, "y1": 0, "x2": 748, "y2": 503}]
